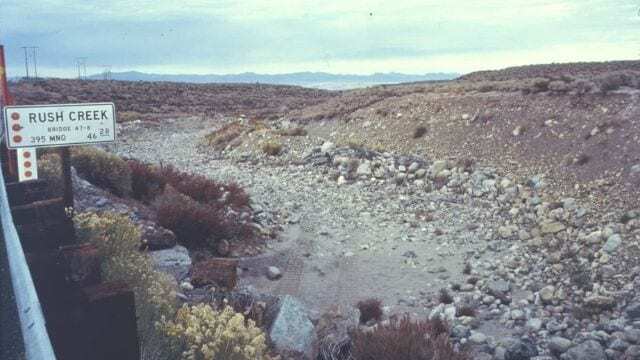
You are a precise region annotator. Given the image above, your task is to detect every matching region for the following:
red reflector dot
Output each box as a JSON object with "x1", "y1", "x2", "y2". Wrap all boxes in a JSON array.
[
  {"x1": 25, "y1": 171, "x2": 32, "y2": 178},
  {"x1": 24, "y1": 161, "x2": 32, "y2": 168},
  {"x1": 23, "y1": 151, "x2": 31, "y2": 158},
  {"x1": 11, "y1": 112, "x2": 20, "y2": 120},
  {"x1": 13, "y1": 135, "x2": 22, "y2": 143},
  {"x1": 12, "y1": 124, "x2": 21, "y2": 132}
]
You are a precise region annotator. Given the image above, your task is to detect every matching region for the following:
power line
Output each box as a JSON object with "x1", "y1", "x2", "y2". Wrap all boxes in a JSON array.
[{"x1": 20, "y1": 46, "x2": 39, "y2": 80}]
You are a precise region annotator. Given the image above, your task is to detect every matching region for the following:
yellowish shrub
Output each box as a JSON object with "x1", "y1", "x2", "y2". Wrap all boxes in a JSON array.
[
  {"x1": 204, "y1": 122, "x2": 246, "y2": 151},
  {"x1": 74, "y1": 212, "x2": 178, "y2": 359},
  {"x1": 160, "y1": 303, "x2": 271, "y2": 360},
  {"x1": 71, "y1": 146, "x2": 132, "y2": 197},
  {"x1": 261, "y1": 140, "x2": 283, "y2": 156},
  {"x1": 37, "y1": 153, "x2": 64, "y2": 196}
]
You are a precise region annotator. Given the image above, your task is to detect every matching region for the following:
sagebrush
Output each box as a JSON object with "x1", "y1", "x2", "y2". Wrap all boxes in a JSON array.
[
  {"x1": 74, "y1": 212, "x2": 179, "y2": 360},
  {"x1": 159, "y1": 303, "x2": 272, "y2": 360}
]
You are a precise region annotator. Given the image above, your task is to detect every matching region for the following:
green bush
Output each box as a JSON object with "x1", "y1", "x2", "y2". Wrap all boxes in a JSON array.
[{"x1": 71, "y1": 147, "x2": 132, "y2": 197}]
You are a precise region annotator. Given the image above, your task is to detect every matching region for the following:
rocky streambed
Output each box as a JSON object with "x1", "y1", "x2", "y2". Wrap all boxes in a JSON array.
[{"x1": 86, "y1": 117, "x2": 640, "y2": 360}]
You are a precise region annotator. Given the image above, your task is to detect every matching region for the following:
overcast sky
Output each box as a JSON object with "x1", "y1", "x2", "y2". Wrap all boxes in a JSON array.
[{"x1": 1, "y1": 0, "x2": 638, "y2": 77}]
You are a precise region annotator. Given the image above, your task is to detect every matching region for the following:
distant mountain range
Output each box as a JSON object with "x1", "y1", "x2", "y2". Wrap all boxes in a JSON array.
[{"x1": 86, "y1": 71, "x2": 459, "y2": 90}]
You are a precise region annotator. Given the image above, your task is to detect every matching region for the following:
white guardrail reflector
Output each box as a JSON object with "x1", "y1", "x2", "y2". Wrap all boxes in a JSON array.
[{"x1": 17, "y1": 148, "x2": 37, "y2": 182}]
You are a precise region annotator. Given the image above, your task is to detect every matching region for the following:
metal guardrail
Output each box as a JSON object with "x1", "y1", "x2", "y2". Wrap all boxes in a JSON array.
[{"x1": 0, "y1": 144, "x2": 56, "y2": 359}]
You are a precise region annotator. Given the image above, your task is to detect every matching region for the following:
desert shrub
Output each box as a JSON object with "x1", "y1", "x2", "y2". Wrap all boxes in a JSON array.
[
  {"x1": 159, "y1": 303, "x2": 271, "y2": 360},
  {"x1": 118, "y1": 111, "x2": 143, "y2": 123},
  {"x1": 455, "y1": 306, "x2": 476, "y2": 317},
  {"x1": 571, "y1": 79, "x2": 597, "y2": 95},
  {"x1": 548, "y1": 80, "x2": 569, "y2": 93},
  {"x1": 413, "y1": 126, "x2": 427, "y2": 139},
  {"x1": 127, "y1": 159, "x2": 166, "y2": 203},
  {"x1": 531, "y1": 78, "x2": 550, "y2": 93},
  {"x1": 155, "y1": 188, "x2": 253, "y2": 251},
  {"x1": 262, "y1": 140, "x2": 283, "y2": 156},
  {"x1": 204, "y1": 122, "x2": 246, "y2": 150},
  {"x1": 278, "y1": 127, "x2": 307, "y2": 136},
  {"x1": 462, "y1": 263, "x2": 472, "y2": 275},
  {"x1": 159, "y1": 165, "x2": 250, "y2": 209},
  {"x1": 346, "y1": 141, "x2": 364, "y2": 150},
  {"x1": 350, "y1": 316, "x2": 467, "y2": 360},
  {"x1": 74, "y1": 212, "x2": 178, "y2": 359},
  {"x1": 357, "y1": 298, "x2": 383, "y2": 324},
  {"x1": 38, "y1": 153, "x2": 64, "y2": 196},
  {"x1": 71, "y1": 146, "x2": 132, "y2": 197},
  {"x1": 595, "y1": 71, "x2": 637, "y2": 93},
  {"x1": 438, "y1": 289, "x2": 453, "y2": 304}
]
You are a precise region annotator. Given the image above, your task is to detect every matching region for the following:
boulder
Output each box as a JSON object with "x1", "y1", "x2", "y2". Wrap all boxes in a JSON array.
[
  {"x1": 356, "y1": 161, "x2": 372, "y2": 176},
  {"x1": 540, "y1": 222, "x2": 566, "y2": 235},
  {"x1": 269, "y1": 295, "x2": 316, "y2": 359},
  {"x1": 267, "y1": 266, "x2": 282, "y2": 280},
  {"x1": 487, "y1": 280, "x2": 511, "y2": 299},
  {"x1": 321, "y1": 142, "x2": 336, "y2": 153},
  {"x1": 150, "y1": 245, "x2": 192, "y2": 281},
  {"x1": 602, "y1": 234, "x2": 622, "y2": 253},
  {"x1": 548, "y1": 337, "x2": 573, "y2": 355},
  {"x1": 504, "y1": 339, "x2": 538, "y2": 360},
  {"x1": 562, "y1": 340, "x2": 606, "y2": 360},
  {"x1": 141, "y1": 223, "x2": 177, "y2": 250}
]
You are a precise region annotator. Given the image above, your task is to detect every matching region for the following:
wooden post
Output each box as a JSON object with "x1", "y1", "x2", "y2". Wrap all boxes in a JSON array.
[{"x1": 60, "y1": 147, "x2": 73, "y2": 210}]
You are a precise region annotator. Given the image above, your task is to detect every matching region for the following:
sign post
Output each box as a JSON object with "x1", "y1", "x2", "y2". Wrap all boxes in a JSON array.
[
  {"x1": 2, "y1": 103, "x2": 117, "y2": 210},
  {"x1": 3, "y1": 103, "x2": 116, "y2": 149}
]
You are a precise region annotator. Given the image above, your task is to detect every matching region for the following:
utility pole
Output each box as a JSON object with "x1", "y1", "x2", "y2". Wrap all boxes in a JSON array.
[
  {"x1": 100, "y1": 65, "x2": 112, "y2": 80},
  {"x1": 76, "y1": 57, "x2": 87, "y2": 80},
  {"x1": 31, "y1": 47, "x2": 39, "y2": 79},
  {"x1": 20, "y1": 46, "x2": 39, "y2": 80},
  {"x1": 21, "y1": 46, "x2": 29, "y2": 79}
]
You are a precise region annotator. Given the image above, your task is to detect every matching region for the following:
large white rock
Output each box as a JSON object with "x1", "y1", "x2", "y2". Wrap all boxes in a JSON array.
[{"x1": 269, "y1": 296, "x2": 316, "y2": 359}]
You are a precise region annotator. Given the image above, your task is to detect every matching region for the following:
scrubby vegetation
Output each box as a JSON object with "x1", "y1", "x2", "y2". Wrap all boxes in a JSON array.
[
  {"x1": 155, "y1": 188, "x2": 253, "y2": 251},
  {"x1": 159, "y1": 164, "x2": 250, "y2": 209},
  {"x1": 69, "y1": 146, "x2": 254, "y2": 253},
  {"x1": 204, "y1": 122, "x2": 246, "y2": 150},
  {"x1": 37, "y1": 152, "x2": 64, "y2": 196},
  {"x1": 350, "y1": 316, "x2": 468, "y2": 360},
  {"x1": 159, "y1": 303, "x2": 272, "y2": 360},
  {"x1": 74, "y1": 212, "x2": 178, "y2": 359},
  {"x1": 71, "y1": 146, "x2": 132, "y2": 197},
  {"x1": 10, "y1": 79, "x2": 336, "y2": 121},
  {"x1": 357, "y1": 298, "x2": 383, "y2": 324},
  {"x1": 278, "y1": 127, "x2": 307, "y2": 136},
  {"x1": 127, "y1": 159, "x2": 167, "y2": 203},
  {"x1": 262, "y1": 140, "x2": 283, "y2": 156},
  {"x1": 413, "y1": 126, "x2": 427, "y2": 139}
]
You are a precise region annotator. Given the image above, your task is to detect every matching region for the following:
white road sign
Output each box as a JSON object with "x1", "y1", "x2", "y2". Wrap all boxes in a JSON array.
[{"x1": 3, "y1": 102, "x2": 116, "y2": 149}]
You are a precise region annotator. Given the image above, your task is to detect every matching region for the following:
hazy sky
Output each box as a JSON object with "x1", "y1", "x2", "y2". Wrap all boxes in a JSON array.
[{"x1": 1, "y1": 0, "x2": 638, "y2": 77}]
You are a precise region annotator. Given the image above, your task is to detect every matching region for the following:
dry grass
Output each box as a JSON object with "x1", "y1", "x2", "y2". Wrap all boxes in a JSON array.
[
  {"x1": 262, "y1": 140, "x2": 283, "y2": 156},
  {"x1": 204, "y1": 122, "x2": 246, "y2": 150},
  {"x1": 350, "y1": 316, "x2": 468, "y2": 360}
]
